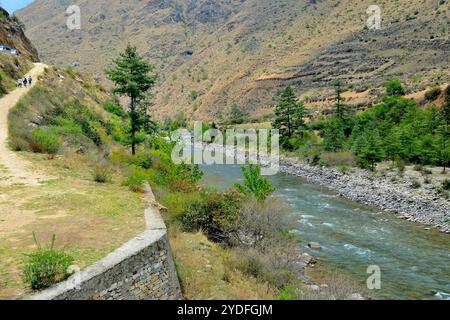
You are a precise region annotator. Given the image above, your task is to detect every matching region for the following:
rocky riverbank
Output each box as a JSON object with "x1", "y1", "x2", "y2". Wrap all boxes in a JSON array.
[
  {"x1": 207, "y1": 143, "x2": 449, "y2": 234},
  {"x1": 278, "y1": 156, "x2": 450, "y2": 234}
]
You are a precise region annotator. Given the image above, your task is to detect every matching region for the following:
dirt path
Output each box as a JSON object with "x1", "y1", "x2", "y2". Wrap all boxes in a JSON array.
[{"x1": 0, "y1": 62, "x2": 50, "y2": 185}]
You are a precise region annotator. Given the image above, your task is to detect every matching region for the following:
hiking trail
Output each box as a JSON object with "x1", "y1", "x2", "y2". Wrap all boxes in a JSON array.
[{"x1": 0, "y1": 62, "x2": 51, "y2": 185}]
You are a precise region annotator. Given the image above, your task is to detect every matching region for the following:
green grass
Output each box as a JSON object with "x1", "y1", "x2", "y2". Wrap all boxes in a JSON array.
[{"x1": 0, "y1": 53, "x2": 32, "y2": 96}]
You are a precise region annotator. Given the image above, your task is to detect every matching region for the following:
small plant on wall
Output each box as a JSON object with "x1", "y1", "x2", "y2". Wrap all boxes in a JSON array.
[{"x1": 22, "y1": 233, "x2": 75, "y2": 290}]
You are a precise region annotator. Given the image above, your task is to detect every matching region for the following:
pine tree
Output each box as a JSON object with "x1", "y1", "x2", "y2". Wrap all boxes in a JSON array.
[
  {"x1": 442, "y1": 85, "x2": 450, "y2": 126},
  {"x1": 106, "y1": 44, "x2": 157, "y2": 155},
  {"x1": 323, "y1": 116, "x2": 346, "y2": 151},
  {"x1": 357, "y1": 129, "x2": 385, "y2": 171},
  {"x1": 229, "y1": 103, "x2": 245, "y2": 124},
  {"x1": 137, "y1": 93, "x2": 157, "y2": 135},
  {"x1": 438, "y1": 87, "x2": 450, "y2": 172},
  {"x1": 383, "y1": 128, "x2": 401, "y2": 163},
  {"x1": 273, "y1": 86, "x2": 306, "y2": 139},
  {"x1": 332, "y1": 80, "x2": 346, "y2": 120}
]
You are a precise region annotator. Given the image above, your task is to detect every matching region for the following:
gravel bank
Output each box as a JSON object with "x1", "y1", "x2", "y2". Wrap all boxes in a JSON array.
[
  {"x1": 278, "y1": 156, "x2": 450, "y2": 234},
  {"x1": 210, "y1": 143, "x2": 450, "y2": 233}
]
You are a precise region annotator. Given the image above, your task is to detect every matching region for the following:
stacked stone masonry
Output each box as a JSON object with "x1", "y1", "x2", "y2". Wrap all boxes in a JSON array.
[{"x1": 28, "y1": 185, "x2": 182, "y2": 300}]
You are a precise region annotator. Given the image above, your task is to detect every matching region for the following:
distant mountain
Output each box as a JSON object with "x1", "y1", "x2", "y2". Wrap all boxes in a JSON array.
[
  {"x1": 17, "y1": 0, "x2": 449, "y2": 121},
  {"x1": 0, "y1": 7, "x2": 39, "y2": 61}
]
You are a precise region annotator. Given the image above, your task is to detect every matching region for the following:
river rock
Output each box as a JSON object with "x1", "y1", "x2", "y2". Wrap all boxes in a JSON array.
[
  {"x1": 308, "y1": 242, "x2": 322, "y2": 250},
  {"x1": 349, "y1": 293, "x2": 365, "y2": 300},
  {"x1": 308, "y1": 285, "x2": 320, "y2": 291}
]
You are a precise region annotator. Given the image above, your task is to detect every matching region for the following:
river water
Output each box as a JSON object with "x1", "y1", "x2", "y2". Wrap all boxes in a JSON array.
[{"x1": 200, "y1": 164, "x2": 450, "y2": 300}]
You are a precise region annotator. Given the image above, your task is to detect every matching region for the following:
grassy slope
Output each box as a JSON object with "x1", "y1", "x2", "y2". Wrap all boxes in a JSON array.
[
  {"x1": 0, "y1": 53, "x2": 32, "y2": 97},
  {"x1": 156, "y1": 189, "x2": 276, "y2": 300},
  {"x1": 0, "y1": 68, "x2": 145, "y2": 299},
  {"x1": 170, "y1": 231, "x2": 274, "y2": 300}
]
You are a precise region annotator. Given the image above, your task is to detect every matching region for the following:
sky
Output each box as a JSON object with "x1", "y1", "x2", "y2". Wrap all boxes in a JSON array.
[{"x1": 1, "y1": 0, "x2": 34, "y2": 13}]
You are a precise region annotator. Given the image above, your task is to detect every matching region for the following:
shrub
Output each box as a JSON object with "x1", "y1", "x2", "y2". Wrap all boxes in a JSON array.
[
  {"x1": 302, "y1": 269, "x2": 364, "y2": 300},
  {"x1": 31, "y1": 128, "x2": 60, "y2": 155},
  {"x1": 395, "y1": 158, "x2": 406, "y2": 175},
  {"x1": 178, "y1": 190, "x2": 243, "y2": 242},
  {"x1": 386, "y1": 79, "x2": 405, "y2": 96},
  {"x1": 229, "y1": 236, "x2": 303, "y2": 289},
  {"x1": 103, "y1": 102, "x2": 125, "y2": 117},
  {"x1": 122, "y1": 167, "x2": 148, "y2": 192},
  {"x1": 230, "y1": 198, "x2": 294, "y2": 249},
  {"x1": 234, "y1": 165, "x2": 275, "y2": 201},
  {"x1": 188, "y1": 90, "x2": 198, "y2": 101},
  {"x1": 91, "y1": 165, "x2": 112, "y2": 183},
  {"x1": 442, "y1": 179, "x2": 450, "y2": 191},
  {"x1": 131, "y1": 152, "x2": 152, "y2": 169},
  {"x1": 22, "y1": 233, "x2": 74, "y2": 290},
  {"x1": 425, "y1": 86, "x2": 442, "y2": 101},
  {"x1": 411, "y1": 179, "x2": 421, "y2": 189},
  {"x1": 277, "y1": 285, "x2": 302, "y2": 300}
]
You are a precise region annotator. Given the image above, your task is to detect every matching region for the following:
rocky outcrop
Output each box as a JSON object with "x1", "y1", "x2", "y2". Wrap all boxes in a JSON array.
[{"x1": 0, "y1": 11, "x2": 39, "y2": 61}]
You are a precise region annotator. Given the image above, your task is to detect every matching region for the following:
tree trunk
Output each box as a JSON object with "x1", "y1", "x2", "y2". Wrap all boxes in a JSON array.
[
  {"x1": 287, "y1": 106, "x2": 291, "y2": 137},
  {"x1": 131, "y1": 96, "x2": 136, "y2": 156}
]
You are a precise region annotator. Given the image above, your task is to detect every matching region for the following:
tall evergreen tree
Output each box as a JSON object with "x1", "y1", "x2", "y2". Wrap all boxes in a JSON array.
[
  {"x1": 273, "y1": 86, "x2": 306, "y2": 139},
  {"x1": 332, "y1": 80, "x2": 346, "y2": 120},
  {"x1": 438, "y1": 86, "x2": 450, "y2": 172},
  {"x1": 106, "y1": 44, "x2": 157, "y2": 155},
  {"x1": 442, "y1": 85, "x2": 450, "y2": 126},
  {"x1": 229, "y1": 103, "x2": 245, "y2": 124},
  {"x1": 323, "y1": 116, "x2": 346, "y2": 151},
  {"x1": 357, "y1": 129, "x2": 385, "y2": 171}
]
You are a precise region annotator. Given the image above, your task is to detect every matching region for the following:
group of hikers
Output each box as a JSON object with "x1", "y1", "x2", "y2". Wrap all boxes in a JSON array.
[{"x1": 17, "y1": 75, "x2": 33, "y2": 88}]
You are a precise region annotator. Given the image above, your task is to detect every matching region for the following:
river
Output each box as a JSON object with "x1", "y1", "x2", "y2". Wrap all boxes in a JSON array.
[{"x1": 200, "y1": 163, "x2": 450, "y2": 300}]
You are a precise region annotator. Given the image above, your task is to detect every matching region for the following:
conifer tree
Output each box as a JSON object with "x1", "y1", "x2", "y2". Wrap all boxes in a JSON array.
[
  {"x1": 106, "y1": 44, "x2": 157, "y2": 155},
  {"x1": 273, "y1": 86, "x2": 306, "y2": 139}
]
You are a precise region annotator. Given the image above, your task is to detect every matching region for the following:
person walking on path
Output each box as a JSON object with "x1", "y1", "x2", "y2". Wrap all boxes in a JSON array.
[
  {"x1": 17, "y1": 78, "x2": 23, "y2": 88},
  {"x1": 23, "y1": 77, "x2": 27, "y2": 88},
  {"x1": 28, "y1": 75, "x2": 32, "y2": 86}
]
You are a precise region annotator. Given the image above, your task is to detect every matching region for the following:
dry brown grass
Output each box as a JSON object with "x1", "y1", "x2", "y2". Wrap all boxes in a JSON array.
[
  {"x1": 304, "y1": 265, "x2": 368, "y2": 300},
  {"x1": 169, "y1": 230, "x2": 275, "y2": 300}
]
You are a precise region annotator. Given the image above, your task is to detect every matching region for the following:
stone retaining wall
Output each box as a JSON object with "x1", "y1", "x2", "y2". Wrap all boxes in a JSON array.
[{"x1": 28, "y1": 185, "x2": 182, "y2": 300}]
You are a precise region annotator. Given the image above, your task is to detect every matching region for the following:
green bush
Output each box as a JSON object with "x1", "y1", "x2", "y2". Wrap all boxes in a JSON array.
[
  {"x1": 178, "y1": 190, "x2": 243, "y2": 242},
  {"x1": 91, "y1": 165, "x2": 112, "y2": 183},
  {"x1": 32, "y1": 128, "x2": 61, "y2": 155},
  {"x1": 103, "y1": 102, "x2": 125, "y2": 117},
  {"x1": 277, "y1": 285, "x2": 302, "y2": 300},
  {"x1": 22, "y1": 234, "x2": 74, "y2": 290},
  {"x1": 411, "y1": 179, "x2": 421, "y2": 189},
  {"x1": 122, "y1": 167, "x2": 148, "y2": 192},
  {"x1": 234, "y1": 165, "x2": 275, "y2": 201},
  {"x1": 188, "y1": 90, "x2": 198, "y2": 101},
  {"x1": 442, "y1": 179, "x2": 450, "y2": 191},
  {"x1": 386, "y1": 79, "x2": 405, "y2": 96},
  {"x1": 131, "y1": 152, "x2": 152, "y2": 169}
]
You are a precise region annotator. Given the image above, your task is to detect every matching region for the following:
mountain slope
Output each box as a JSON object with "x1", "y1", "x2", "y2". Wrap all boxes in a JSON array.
[
  {"x1": 17, "y1": 0, "x2": 450, "y2": 121},
  {"x1": 0, "y1": 7, "x2": 39, "y2": 61}
]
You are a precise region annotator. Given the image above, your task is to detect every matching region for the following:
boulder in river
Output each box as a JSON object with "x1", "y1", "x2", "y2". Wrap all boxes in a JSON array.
[{"x1": 308, "y1": 242, "x2": 322, "y2": 250}]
